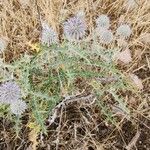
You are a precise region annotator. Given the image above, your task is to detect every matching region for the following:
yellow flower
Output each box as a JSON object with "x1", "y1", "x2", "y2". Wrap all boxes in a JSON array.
[{"x1": 27, "y1": 41, "x2": 40, "y2": 52}]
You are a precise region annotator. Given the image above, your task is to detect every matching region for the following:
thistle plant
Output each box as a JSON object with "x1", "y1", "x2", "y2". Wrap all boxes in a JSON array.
[{"x1": 0, "y1": 12, "x2": 135, "y2": 134}]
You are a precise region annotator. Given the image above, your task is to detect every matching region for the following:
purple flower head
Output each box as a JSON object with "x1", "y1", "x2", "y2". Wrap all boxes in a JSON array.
[
  {"x1": 40, "y1": 22, "x2": 58, "y2": 46},
  {"x1": 63, "y1": 15, "x2": 87, "y2": 41},
  {"x1": 10, "y1": 100, "x2": 27, "y2": 115},
  {"x1": 0, "y1": 81, "x2": 21, "y2": 104}
]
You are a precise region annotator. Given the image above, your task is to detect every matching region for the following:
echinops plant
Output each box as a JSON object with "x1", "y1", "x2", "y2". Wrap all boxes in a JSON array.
[{"x1": 0, "y1": 12, "x2": 135, "y2": 134}]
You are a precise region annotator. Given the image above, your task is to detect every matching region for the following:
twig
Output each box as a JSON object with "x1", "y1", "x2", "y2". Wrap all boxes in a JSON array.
[
  {"x1": 35, "y1": 0, "x2": 42, "y2": 28},
  {"x1": 48, "y1": 94, "x2": 96, "y2": 125},
  {"x1": 95, "y1": 76, "x2": 119, "y2": 84},
  {"x1": 126, "y1": 130, "x2": 141, "y2": 150},
  {"x1": 55, "y1": 106, "x2": 63, "y2": 150}
]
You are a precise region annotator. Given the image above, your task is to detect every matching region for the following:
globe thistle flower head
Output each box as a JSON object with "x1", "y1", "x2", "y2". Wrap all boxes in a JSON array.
[
  {"x1": 97, "y1": 28, "x2": 114, "y2": 44},
  {"x1": 0, "y1": 38, "x2": 7, "y2": 53},
  {"x1": 63, "y1": 15, "x2": 87, "y2": 41},
  {"x1": 0, "y1": 81, "x2": 21, "y2": 104},
  {"x1": 40, "y1": 22, "x2": 59, "y2": 46},
  {"x1": 96, "y1": 14, "x2": 110, "y2": 29},
  {"x1": 116, "y1": 24, "x2": 132, "y2": 39},
  {"x1": 10, "y1": 100, "x2": 27, "y2": 115}
]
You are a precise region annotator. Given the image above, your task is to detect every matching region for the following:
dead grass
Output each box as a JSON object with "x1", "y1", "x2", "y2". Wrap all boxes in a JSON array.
[{"x1": 0, "y1": 0, "x2": 150, "y2": 149}]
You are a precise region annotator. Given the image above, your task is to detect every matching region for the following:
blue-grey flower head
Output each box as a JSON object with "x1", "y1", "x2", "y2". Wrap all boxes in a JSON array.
[
  {"x1": 116, "y1": 24, "x2": 132, "y2": 38},
  {"x1": 10, "y1": 100, "x2": 27, "y2": 115},
  {"x1": 0, "y1": 81, "x2": 21, "y2": 104},
  {"x1": 41, "y1": 22, "x2": 59, "y2": 46},
  {"x1": 63, "y1": 15, "x2": 87, "y2": 41},
  {"x1": 96, "y1": 14, "x2": 110, "y2": 29},
  {"x1": 97, "y1": 28, "x2": 113, "y2": 44}
]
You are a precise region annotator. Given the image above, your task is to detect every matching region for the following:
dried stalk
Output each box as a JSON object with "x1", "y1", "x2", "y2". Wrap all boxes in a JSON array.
[
  {"x1": 126, "y1": 130, "x2": 141, "y2": 150},
  {"x1": 48, "y1": 93, "x2": 96, "y2": 125}
]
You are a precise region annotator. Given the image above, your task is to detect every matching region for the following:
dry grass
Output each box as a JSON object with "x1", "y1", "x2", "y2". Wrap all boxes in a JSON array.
[
  {"x1": 1, "y1": 0, "x2": 150, "y2": 67},
  {"x1": 0, "y1": 0, "x2": 150, "y2": 149}
]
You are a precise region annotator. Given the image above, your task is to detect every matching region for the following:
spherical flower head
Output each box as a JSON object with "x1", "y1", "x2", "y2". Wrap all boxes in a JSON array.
[
  {"x1": 96, "y1": 14, "x2": 110, "y2": 29},
  {"x1": 0, "y1": 38, "x2": 7, "y2": 53},
  {"x1": 63, "y1": 15, "x2": 87, "y2": 41},
  {"x1": 40, "y1": 22, "x2": 59, "y2": 46},
  {"x1": 10, "y1": 100, "x2": 27, "y2": 115},
  {"x1": 0, "y1": 81, "x2": 21, "y2": 104},
  {"x1": 116, "y1": 24, "x2": 132, "y2": 39},
  {"x1": 97, "y1": 28, "x2": 113, "y2": 44}
]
